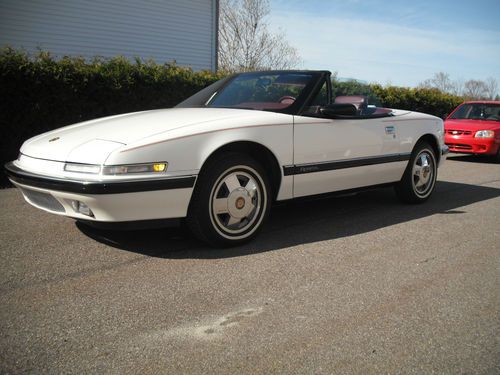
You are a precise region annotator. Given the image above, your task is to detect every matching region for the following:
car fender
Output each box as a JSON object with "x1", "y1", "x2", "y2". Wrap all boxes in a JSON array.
[{"x1": 106, "y1": 121, "x2": 295, "y2": 199}]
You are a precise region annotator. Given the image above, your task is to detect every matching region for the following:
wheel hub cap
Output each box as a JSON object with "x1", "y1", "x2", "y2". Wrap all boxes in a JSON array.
[
  {"x1": 210, "y1": 168, "x2": 265, "y2": 236},
  {"x1": 235, "y1": 197, "x2": 245, "y2": 209},
  {"x1": 421, "y1": 165, "x2": 430, "y2": 181},
  {"x1": 412, "y1": 151, "x2": 435, "y2": 196},
  {"x1": 227, "y1": 188, "x2": 252, "y2": 218}
]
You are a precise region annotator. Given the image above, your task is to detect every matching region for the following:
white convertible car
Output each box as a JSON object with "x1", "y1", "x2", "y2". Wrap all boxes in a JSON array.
[{"x1": 5, "y1": 70, "x2": 448, "y2": 246}]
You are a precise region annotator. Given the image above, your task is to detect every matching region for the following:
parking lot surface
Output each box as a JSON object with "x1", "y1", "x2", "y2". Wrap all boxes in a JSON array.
[{"x1": 1, "y1": 154, "x2": 499, "y2": 374}]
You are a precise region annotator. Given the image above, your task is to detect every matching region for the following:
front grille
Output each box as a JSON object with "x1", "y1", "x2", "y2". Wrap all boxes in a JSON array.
[
  {"x1": 446, "y1": 129, "x2": 472, "y2": 135},
  {"x1": 21, "y1": 188, "x2": 65, "y2": 212},
  {"x1": 447, "y1": 143, "x2": 473, "y2": 150}
]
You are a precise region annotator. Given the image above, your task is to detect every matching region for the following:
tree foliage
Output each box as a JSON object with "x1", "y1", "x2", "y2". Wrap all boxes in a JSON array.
[{"x1": 218, "y1": 0, "x2": 302, "y2": 72}]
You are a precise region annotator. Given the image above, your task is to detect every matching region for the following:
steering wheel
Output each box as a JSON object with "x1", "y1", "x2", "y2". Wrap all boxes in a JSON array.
[{"x1": 278, "y1": 96, "x2": 296, "y2": 104}]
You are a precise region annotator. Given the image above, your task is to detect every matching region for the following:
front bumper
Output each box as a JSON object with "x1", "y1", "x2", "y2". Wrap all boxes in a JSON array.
[
  {"x1": 445, "y1": 135, "x2": 500, "y2": 155},
  {"x1": 441, "y1": 145, "x2": 449, "y2": 156},
  {"x1": 5, "y1": 162, "x2": 196, "y2": 222},
  {"x1": 439, "y1": 145, "x2": 449, "y2": 166}
]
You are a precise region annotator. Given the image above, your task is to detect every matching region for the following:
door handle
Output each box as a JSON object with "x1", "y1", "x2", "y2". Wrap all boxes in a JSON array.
[{"x1": 385, "y1": 126, "x2": 395, "y2": 135}]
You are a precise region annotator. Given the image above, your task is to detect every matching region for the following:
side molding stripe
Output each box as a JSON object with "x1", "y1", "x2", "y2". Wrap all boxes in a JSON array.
[{"x1": 283, "y1": 153, "x2": 411, "y2": 176}]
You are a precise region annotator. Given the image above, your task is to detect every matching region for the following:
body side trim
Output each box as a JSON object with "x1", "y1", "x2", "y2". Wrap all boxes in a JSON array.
[{"x1": 283, "y1": 153, "x2": 411, "y2": 176}]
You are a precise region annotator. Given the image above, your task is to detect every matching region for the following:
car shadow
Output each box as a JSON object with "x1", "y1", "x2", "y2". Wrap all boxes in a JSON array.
[
  {"x1": 76, "y1": 180, "x2": 500, "y2": 259},
  {"x1": 447, "y1": 153, "x2": 497, "y2": 164}
]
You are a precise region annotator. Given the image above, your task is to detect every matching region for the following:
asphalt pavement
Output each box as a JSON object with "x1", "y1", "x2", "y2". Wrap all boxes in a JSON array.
[{"x1": 1, "y1": 154, "x2": 499, "y2": 374}]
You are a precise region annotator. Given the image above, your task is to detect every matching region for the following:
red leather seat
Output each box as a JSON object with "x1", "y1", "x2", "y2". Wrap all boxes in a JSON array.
[{"x1": 334, "y1": 96, "x2": 368, "y2": 115}]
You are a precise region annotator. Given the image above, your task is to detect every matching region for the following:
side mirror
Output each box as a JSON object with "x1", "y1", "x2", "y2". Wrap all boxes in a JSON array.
[{"x1": 320, "y1": 103, "x2": 357, "y2": 117}]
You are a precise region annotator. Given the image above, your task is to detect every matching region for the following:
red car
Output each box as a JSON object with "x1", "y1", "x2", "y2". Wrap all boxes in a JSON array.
[{"x1": 444, "y1": 101, "x2": 500, "y2": 161}]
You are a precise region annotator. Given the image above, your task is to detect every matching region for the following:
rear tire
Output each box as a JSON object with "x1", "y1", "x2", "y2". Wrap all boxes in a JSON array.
[
  {"x1": 395, "y1": 142, "x2": 437, "y2": 203},
  {"x1": 186, "y1": 152, "x2": 271, "y2": 247}
]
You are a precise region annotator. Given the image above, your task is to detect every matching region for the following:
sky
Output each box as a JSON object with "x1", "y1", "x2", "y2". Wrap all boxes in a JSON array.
[{"x1": 268, "y1": 0, "x2": 500, "y2": 88}]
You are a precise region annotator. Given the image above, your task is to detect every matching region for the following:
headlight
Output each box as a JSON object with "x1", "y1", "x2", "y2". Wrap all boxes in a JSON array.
[
  {"x1": 64, "y1": 163, "x2": 101, "y2": 174},
  {"x1": 102, "y1": 162, "x2": 168, "y2": 175},
  {"x1": 474, "y1": 130, "x2": 495, "y2": 138},
  {"x1": 64, "y1": 162, "x2": 168, "y2": 175}
]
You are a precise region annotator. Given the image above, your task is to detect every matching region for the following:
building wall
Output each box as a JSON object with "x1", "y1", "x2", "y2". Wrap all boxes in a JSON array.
[{"x1": 0, "y1": 0, "x2": 218, "y2": 71}]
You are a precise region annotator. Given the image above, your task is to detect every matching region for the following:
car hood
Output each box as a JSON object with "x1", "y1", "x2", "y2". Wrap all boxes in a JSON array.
[
  {"x1": 444, "y1": 119, "x2": 500, "y2": 130},
  {"x1": 20, "y1": 108, "x2": 282, "y2": 163}
]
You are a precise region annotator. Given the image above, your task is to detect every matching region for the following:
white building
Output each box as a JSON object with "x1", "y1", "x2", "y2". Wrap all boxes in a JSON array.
[{"x1": 0, "y1": 0, "x2": 218, "y2": 71}]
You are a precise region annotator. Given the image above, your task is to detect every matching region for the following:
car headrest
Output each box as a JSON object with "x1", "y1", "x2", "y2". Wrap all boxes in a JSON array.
[{"x1": 334, "y1": 95, "x2": 368, "y2": 110}]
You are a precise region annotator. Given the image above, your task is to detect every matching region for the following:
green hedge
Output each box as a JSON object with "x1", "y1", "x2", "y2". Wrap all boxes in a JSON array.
[
  {"x1": 1, "y1": 48, "x2": 465, "y2": 187},
  {"x1": 0, "y1": 47, "x2": 221, "y2": 185},
  {"x1": 333, "y1": 80, "x2": 464, "y2": 118},
  {"x1": 370, "y1": 84, "x2": 464, "y2": 119}
]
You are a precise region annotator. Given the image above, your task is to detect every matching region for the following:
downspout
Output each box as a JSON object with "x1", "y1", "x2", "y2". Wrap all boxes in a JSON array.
[{"x1": 213, "y1": 0, "x2": 219, "y2": 72}]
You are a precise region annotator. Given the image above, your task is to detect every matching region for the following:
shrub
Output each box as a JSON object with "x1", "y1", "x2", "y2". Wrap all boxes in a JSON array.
[
  {"x1": 0, "y1": 47, "x2": 222, "y2": 185},
  {"x1": 332, "y1": 79, "x2": 464, "y2": 117},
  {"x1": 370, "y1": 84, "x2": 464, "y2": 119}
]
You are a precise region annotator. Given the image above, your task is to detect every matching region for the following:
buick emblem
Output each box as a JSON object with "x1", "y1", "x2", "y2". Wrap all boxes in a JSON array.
[{"x1": 49, "y1": 137, "x2": 60, "y2": 142}]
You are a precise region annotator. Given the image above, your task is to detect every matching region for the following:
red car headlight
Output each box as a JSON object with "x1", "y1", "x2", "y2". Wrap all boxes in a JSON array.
[{"x1": 474, "y1": 130, "x2": 495, "y2": 138}]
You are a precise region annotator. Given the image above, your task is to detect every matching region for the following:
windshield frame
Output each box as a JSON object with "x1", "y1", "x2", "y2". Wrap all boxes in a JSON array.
[{"x1": 176, "y1": 70, "x2": 329, "y2": 115}]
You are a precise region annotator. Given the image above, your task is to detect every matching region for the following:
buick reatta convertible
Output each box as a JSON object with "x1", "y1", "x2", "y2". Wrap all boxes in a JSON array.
[{"x1": 5, "y1": 70, "x2": 448, "y2": 246}]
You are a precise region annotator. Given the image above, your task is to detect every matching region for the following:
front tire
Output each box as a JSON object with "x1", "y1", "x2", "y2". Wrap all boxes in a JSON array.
[
  {"x1": 186, "y1": 153, "x2": 271, "y2": 247},
  {"x1": 494, "y1": 148, "x2": 500, "y2": 164},
  {"x1": 395, "y1": 142, "x2": 437, "y2": 203}
]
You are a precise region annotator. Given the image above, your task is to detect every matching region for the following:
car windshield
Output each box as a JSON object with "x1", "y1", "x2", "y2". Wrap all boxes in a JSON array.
[
  {"x1": 450, "y1": 103, "x2": 500, "y2": 121},
  {"x1": 206, "y1": 72, "x2": 314, "y2": 111}
]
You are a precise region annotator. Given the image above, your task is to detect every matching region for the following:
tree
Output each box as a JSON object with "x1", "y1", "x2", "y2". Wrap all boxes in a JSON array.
[
  {"x1": 432, "y1": 72, "x2": 453, "y2": 92},
  {"x1": 218, "y1": 0, "x2": 302, "y2": 72},
  {"x1": 419, "y1": 72, "x2": 453, "y2": 93},
  {"x1": 450, "y1": 78, "x2": 464, "y2": 97},
  {"x1": 484, "y1": 77, "x2": 498, "y2": 99},
  {"x1": 463, "y1": 80, "x2": 488, "y2": 99},
  {"x1": 419, "y1": 72, "x2": 500, "y2": 99}
]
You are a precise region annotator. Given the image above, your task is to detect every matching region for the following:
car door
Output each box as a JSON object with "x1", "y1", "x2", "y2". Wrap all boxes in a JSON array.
[{"x1": 290, "y1": 88, "x2": 404, "y2": 198}]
